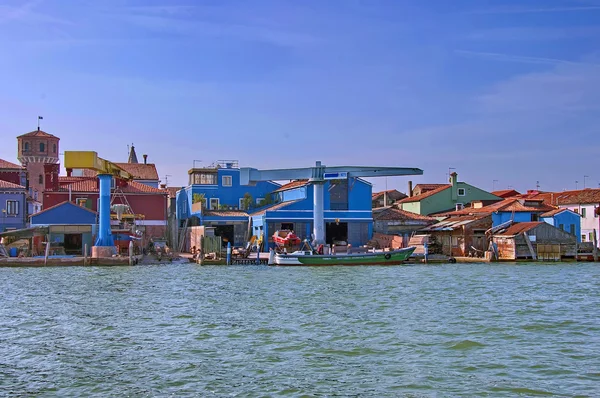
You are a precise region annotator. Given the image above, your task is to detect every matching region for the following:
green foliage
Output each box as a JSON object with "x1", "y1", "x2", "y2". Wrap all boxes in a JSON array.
[
  {"x1": 258, "y1": 195, "x2": 274, "y2": 207},
  {"x1": 192, "y1": 193, "x2": 206, "y2": 205},
  {"x1": 241, "y1": 192, "x2": 254, "y2": 210}
]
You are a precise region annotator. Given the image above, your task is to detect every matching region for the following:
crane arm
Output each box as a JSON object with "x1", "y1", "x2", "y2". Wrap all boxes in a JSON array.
[{"x1": 64, "y1": 151, "x2": 133, "y2": 180}]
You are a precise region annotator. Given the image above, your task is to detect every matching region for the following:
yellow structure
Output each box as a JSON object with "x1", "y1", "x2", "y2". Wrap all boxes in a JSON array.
[{"x1": 64, "y1": 151, "x2": 133, "y2": 180}]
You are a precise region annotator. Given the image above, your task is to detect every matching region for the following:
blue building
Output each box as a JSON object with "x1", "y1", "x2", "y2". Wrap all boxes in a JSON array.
[
  {"x1": 488, "y1": 198, "x2": 557, "y2": 227},
  {"x1": 541, "y1": 208, "x2": 582, "y2": 242},
  {"x1": 176, "y1": 161, "x2": 280, "y2": 246},
  {"x1": 251, "y1": 178, "x2": 374, "y2": 250},
  {"x1": 0, "y1": 180, "x2": 27, "y2": 232},
  {"x1": 29, "y1": 201, "x2": 97, "y2": 255}
]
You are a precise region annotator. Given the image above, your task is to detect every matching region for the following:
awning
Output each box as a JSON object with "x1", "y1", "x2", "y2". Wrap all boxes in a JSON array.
[{"x1": 0, "y1": 226, "x2": 48, "y2": 238}]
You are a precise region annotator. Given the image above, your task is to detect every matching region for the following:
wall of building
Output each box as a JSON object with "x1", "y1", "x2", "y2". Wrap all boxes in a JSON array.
[
  {"x1": 543, "y1": 211, "x2": 581, "y2": 242},
  {"x1": 492, "y1": 212, "x2": 536, "y2": 226},
  {"x1": 0, "y1": 190, "x2": 27, "y2": 231},
  {"x1": 0, "y1": 170, "x2": 25, "y2": 186},
  {"x1": 559, "y1": 204, "x2": 599, "y2": 242}
]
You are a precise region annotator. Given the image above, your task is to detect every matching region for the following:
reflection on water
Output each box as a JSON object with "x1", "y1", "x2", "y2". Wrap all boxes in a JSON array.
[{"x1": 1, "y1": 263, "x2": 599, "y2": 396}]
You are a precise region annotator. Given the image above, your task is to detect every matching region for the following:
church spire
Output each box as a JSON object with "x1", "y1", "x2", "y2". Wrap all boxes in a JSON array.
[{"x1": 128, "y1": 143, "x2": 139, "y2": 164}]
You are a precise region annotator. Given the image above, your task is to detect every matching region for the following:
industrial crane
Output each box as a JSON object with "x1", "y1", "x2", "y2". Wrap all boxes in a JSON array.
[
  {"x1": 64, "y1": 151, "x2": 133, "y2": 257},
  {"x1": 241, "y1": 161, "x2": 423, "y2": 246}
]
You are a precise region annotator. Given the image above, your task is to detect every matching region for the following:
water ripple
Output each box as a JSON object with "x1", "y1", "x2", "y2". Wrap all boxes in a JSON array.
[{"x1": 1, "y1": 263, "x2": 599, "y2": 397}]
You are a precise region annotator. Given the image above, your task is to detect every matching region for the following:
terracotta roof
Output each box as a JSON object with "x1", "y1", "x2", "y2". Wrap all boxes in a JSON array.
[
  {"x1": 540, "y1": 208, "x2": 575, "y2": 218},
  {"x1": 47, "y1": 177, "x2": 167, "y2": 194},
  {"x1": 0, "y1": 159, "x2": 24, "y2": 170},
  {"x1": 203, "y1": 210, "x2": 249, "y2": 218},
  {"x1": 437, "y1": 198, "x2": 556, "y2": 217},
  {"x1": 372, "y1": 189, "x2": 407, "y2": 201},
  {"x1": 373, "y1": 207, "x2": 436, "y2": 222},
  {"x1": 516, "y1": 191, "x2": 558, "y2": 205},
  {"x1": 273, "y1": 180, "x2": 309, "y2": 192},
  {"x1": 492, "y1": 189, "x2": 521, "y2": 198},
  {"x1": 398, "y1": 185, "x2": 451, "y2": 203},
  {"x1": 17, "y1": 130, "x2": 58, "y2": 138},
  {"x1": 33, "y1": 200, "x2": 97, "y2": 217},
  {"x1": 166, "y1": 187, "x2": 182, "y2": 198},
  {"x1": 250, "y1": 200, "x2": 301, "y2": 216},
  {"x1": 0, "y1": 180, "x2": 26, "y2": 189},
  {"x1": 114, "y1": 163, "x2": 159, "y2": 180},
  {"x1": 420, "y1": 214, "x2": 490, "y2": 231},
  {"x1": 553, "y1": 189, "x2": 600, "y2": 205},
  {"x1": 496, "y1": 222, "x2": 543, "y2": 236},
  {"x1": 414, "y1": 183, "x2": 447, "y2": 191}
]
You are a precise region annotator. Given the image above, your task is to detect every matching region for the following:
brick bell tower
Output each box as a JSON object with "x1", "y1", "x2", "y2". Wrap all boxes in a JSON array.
[{"x1": 17, "y1": 127, "x2": 60, "y2": 202}]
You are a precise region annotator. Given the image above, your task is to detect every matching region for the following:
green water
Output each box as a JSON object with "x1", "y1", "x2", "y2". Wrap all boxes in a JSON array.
[{"x1": 1, "y1": 263, "x2": 599, "y2": 397}]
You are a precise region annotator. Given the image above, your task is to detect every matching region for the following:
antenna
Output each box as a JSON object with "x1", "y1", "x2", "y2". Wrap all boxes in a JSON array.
[
  {"x1": 493, "y1": 179, "x2": 499, "y2": 191},
  {"x1": 165, "y1": 174, "x2": 172, "y2": 186},
  {"x1": 584, "y1": 175, "x2": 589, "y2": 189},
  {"x1": 575, "y1": 180, "x2": 579, "y2": 190},
  {"x1": 536, "y1": 181, "x2": 540, "y2": 190},
  {"x1": 193, "y1": 160, "x2": 202, "y2": 168}
]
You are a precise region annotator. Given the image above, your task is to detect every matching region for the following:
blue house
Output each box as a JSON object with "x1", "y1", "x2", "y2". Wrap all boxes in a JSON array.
[
  {"x1": 485, "y1": 198, "x2": 557, "y2": 227},
  {"x1": 30, "y1": 201, "x2": 97, "y2": 255},
  {"x1": 251, "y1": 178, "x2": 374, "y2": 251},
  {"x1": 176, "y1": 161, "x2": 280, "y2": 246},
  {"x1": 0, "y1": 180, "x2": 27, "y2": 232},
  {"x1": 541, "y1": 208, "x2": 581, "y2": 242}
]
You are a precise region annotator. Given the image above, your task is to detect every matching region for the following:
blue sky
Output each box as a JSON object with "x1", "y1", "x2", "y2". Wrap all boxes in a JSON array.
[{"x1": 1, "y1": 0, "x2": 599, "y2": 193}]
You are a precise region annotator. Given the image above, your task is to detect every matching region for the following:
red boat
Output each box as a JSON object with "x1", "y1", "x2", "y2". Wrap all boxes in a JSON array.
[{"x1": 272, "y1": 230, "x2": 302, "y2": 247}]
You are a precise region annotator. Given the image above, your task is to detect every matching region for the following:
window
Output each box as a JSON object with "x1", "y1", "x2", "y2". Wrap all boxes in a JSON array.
[
  {"x1": 581, "y1": 235, "x2": 586, "y2": 242},
  {"x1": 222, "y1": 176, "x2": 232, "y2": 187},
  {"x1": 281, "y1": 223, "x2": 294, "y2": 231},
  {"x1": 6, "y1": 200, "x2": 19, "y2": 215},
  {"x1": 574, "y1": 208, "x2": 579, "y2": 214},
  {"x1": 570, "y1": 224, "x2": 576, "y2": 235},
  {"x1": 192, "y1": 173, "x2": 217, "y2": 185},
  {"x1": 559, "y1": 224, "x2": 564, "y2": 231},
  {"x1": 531, "y1": 214, "x2": 539, "y2": 222},
  {"x1": 589, "y1": 232, "x2": 594, "y2": 242},
  {"x1": 581, "y1": 208, "x2": 586, "y2": 218},
  {"x1": 53, "y1": 143, "x2": 57, "y2": 153},
  {"x1": 256, "y1": 198, "x2": 264, "y2": 205},
  {"x1": 76, "y1": 198, "x2": 87, "y2": 207},
  {"x1": 24, "y1": 142, "x2": 29, "y2": 152},
  {"x1": 457, "y1": 188, "x2": 466, "y2": 196},
  {"x1": 210, "y1": 198, "x2": 219, "y2": 210},
  {"x1": 38, "y1": 174, "x2": 43, "y2": 184},
  {"x1": 40, "y1": 142, "x2": 45, "y2": 152},
  {"x1": 330, "y1": 180, "x2": 349, "y2": 210},
  {"x1": 451, "y1": 236, "x2": 459, "y2": 247}
]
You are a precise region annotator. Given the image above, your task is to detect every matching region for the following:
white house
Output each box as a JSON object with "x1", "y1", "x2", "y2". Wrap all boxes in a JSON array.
[{"x1": 556, "y1": 189, "x2": 600, "y2": 243}]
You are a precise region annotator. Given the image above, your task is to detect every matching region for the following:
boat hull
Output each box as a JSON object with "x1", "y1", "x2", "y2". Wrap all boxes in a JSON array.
[{"x1": 273, "y1": 246, "x2": 416, "y2": 266}]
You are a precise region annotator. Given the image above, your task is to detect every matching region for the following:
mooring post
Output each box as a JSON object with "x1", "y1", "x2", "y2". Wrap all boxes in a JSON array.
[
  {"x1": 129, "y1": 240, "x2": 134, "y2": 265},
  {"x1": 593, "y1": 229, "x2": 598, "y2": 262},
  {"x1": 84, "y1": 243, "x2": 88, "y2": 265},
  {"x1": 44, "y1": 241, "x2": 50, "y2": 266},
  {"x1": 226, "y1": 241, "x2": 231, "y2": 265},
  {"x1": 256, "y1": 244, "x2": 260, "y2": 265},
  {"x1": 424, "y1": 241, "x2": 429, "y2": 264}
]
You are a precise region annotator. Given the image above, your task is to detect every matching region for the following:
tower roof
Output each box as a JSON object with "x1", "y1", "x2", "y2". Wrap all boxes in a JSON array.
[
  {"x1": 128, "y1": 145, "x2": 139, "y2": 164},
  {"x1": 17, "y1": 130, "x2": 58, "y2": 139}
]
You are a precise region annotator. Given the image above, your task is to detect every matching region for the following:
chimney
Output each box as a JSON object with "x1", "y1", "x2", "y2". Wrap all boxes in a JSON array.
[
  {"x1": 44, "y1": 164, "x2": 60, "y2": 192},
  {"x1": 450, "y1": 172, "x2": 458, "y2": 187},
  {"x1": 143, "y1": 154, "x2": 148, "y2": 164},
  {"x1": 450, "y1": 172, "x2": 458, "y2": 201},
  {"x1": 408, "y1": 181, "x2": 413, "y2": 197}
]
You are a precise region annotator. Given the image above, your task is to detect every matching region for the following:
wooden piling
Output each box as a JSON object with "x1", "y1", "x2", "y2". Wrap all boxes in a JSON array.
[
  {"x1": 84, "y1": 244, "x2": 88, "y2": 265},
  {"x1": 593, "y1": 229, "x2": 598, "y2": 262}
]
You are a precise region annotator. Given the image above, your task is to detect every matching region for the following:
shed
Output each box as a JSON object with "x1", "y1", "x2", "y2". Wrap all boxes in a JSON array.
[{"x1": 492, "y1": 222, "x2": 577, "y2": 260}]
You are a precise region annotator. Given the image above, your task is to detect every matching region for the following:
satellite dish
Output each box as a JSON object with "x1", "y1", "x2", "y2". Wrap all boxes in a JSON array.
[{"x1": 111, "y1": 204, "x2": 130, "y2": 221}]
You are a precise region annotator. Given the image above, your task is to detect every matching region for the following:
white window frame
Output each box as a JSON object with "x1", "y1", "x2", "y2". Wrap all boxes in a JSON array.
[
  {"x1": 457, "y1": 188, "x2": 466, "y2": 196},
  {"x1": 581, "y1": 208, "x2": 586, "y2": 218},
  {"x1": 76, "y1": 198, "x2": 87, "y2": 207},
  {"x1": 239, "y1": 198, "x2": 245, "y2": 210},
  {"x1": 210, "y1": 198, "x2": 220, "y2": 210},
  {"x1": 6, "y1": 200, "x2": 19, "y2": 215},
  {"x1": 222, "y1": 176, "x2": 232, "y2": 187},
  {"x1": 256, "y1": 198, "x2": 264, "y2": 205}
]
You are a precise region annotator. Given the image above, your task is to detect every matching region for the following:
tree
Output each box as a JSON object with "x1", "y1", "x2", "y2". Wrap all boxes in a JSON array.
[
  {"x1": 192, "y1": 193, "x2": 206, "y2": 207},
  {"x1": 241, "y1": 192, "x2": 254, "y2": 210}
]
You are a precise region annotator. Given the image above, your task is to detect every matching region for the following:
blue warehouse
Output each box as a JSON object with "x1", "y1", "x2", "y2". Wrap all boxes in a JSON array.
[{"x1": 251, "y1": 178, "x2": 374, "y2": 250}]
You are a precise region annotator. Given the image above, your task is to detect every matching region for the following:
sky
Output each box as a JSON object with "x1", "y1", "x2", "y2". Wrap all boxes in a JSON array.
[{"x1": 1, "y1": 0, "x2": 599, "y2": 194}]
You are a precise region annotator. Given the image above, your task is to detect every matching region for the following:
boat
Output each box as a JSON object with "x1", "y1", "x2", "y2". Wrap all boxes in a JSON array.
[
  {"x1": 272, "y1": 230, "x2": 302, "y2": 247},
  {"x1": 270, "y1": 245, "x2": 416, "y2": 266}
]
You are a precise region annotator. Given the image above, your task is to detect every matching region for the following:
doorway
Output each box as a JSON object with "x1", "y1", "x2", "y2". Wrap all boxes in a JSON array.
[
  {"x1": 326, "y1": 222, "x2": 348, "y2": 245},
  {"x1": 64, "y1": 233, "x2": 83, "y2": 255},
  {"x1": 214, "y1": 225, "x2": 235, "y2": 247}
]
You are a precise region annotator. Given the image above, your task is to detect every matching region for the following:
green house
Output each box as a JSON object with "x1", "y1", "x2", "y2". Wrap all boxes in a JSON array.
[{"x1": 398, "y1": 173, "x2": 502, "y2": 216}]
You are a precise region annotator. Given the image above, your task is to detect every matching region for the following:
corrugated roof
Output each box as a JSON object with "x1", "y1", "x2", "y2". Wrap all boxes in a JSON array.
[
  {"x1": 397, "y1": 185, "x2": 451, "y2": 203},
  {"x1": 17, "y1": 130, "x2": 58, "y2": 138},
  {"x1": 420, "y1": 214, "x2": 489, "y2": 231},
  {"x1": 0, "y1": 180, "x2": 26, "y2": 189},
  {"x1": 0, "y1": 159, "x2": 24, "y2": 170},
  {"x1": 496, "y1": 222, "x2": 542, "y2": 236},
  {"x1": 114, "y1": 163, "x2": 159, "y2": 180},
  {"x1": 273, "y1": 180, "x2": 309, "y2": 192},
  {"x1": 373, "y1": 207, "x2": 436, "y2": 222}
]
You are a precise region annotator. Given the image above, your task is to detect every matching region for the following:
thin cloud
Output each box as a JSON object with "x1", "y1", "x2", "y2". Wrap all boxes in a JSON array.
[
  {"x1": 0, "y1": 1, "x2": 72, "y2": 25},
  {"x1": 455, "y1": 50, "x2": 600, "y2": 67},
  {"x1": 463, "y1": 5, "x2": 600, "y2": 14},
  {"x1": 465, "y1": 26, "x2": 600, "y2": 41}
]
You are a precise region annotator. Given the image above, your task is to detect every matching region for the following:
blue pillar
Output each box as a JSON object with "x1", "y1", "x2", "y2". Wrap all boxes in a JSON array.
[
  {"x1": 226, "y1": 242, "x2": 231, "y2": 265},
  {"x1": 95, "y1": 174, "x2": 114, "y2": 247}
]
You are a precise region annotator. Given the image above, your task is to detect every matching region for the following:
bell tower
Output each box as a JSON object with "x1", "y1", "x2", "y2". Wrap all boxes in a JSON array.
[{"x1": 17, "y1": 127, "x2": 60, "y2": 199}]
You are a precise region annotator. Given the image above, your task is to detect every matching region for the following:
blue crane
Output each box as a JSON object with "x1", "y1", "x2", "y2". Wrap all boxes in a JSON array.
[{"x1": 241, "y1": 161, "x2": 423, "y2": 245}]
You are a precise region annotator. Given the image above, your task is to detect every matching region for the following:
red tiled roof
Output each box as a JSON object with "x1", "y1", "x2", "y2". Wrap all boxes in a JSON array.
[
  {"x1": 398, "y1": 185, "x2": 451, "y2": 203},
  {"x1": 372, "y1": 189, "x2": 407, "y2": 201},
  {"x1": 553, "y1": 189, "x2": 600, "y2": 205},
  {"x1": 17, "y1": 130, "x2": 58, "y2": 138},
  {"x1": 496, "y1": 222, "x2": 543, "y2": 236},
  {"x1": 166, "y1": 187, "x2": 182, "y2": 198},
  {"x1": 414, "y1": 183, "x2": 447, "y2": 191},
  {"x1": 0, "y1": 180, "x2": 26, "y2": 189},
  {"x1": 437, "y1": 198, "x2": 556, "y2": 217},
  {"x1": 32, "y1": 200, "x2": 97, "y2": 218},
  {"x1": 540, "y1": 208, "x2": 575, "y2": 218},
  {"x1": 114, "y1": 163, "x2": 159, "y2": 180},
  {"x1": 273, "y1": 180, "x2": 309, "y2": 192},
  {"x1": 516, "y1": 191, "x2": 558, "y2": 205},
  {"x1": 203, "y1": 210, "x2": 249, "y2": 217},
  {"x1": 48, "y1": 177, "x2": 167, "y2": 194},
  {"x1": 373, "y1": 207, "x2": 437, "y2": 222},
  {"x1": 492, "y1": 189, "x2": 521, "y2": 198},
  {"x1": 0, "y1": 159, "x2": 24, "y2": 170}
]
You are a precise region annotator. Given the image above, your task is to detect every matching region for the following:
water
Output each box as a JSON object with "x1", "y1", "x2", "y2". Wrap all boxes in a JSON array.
[{"x1": 1, "y1": 263, "x2": 599, "y2": 397}]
